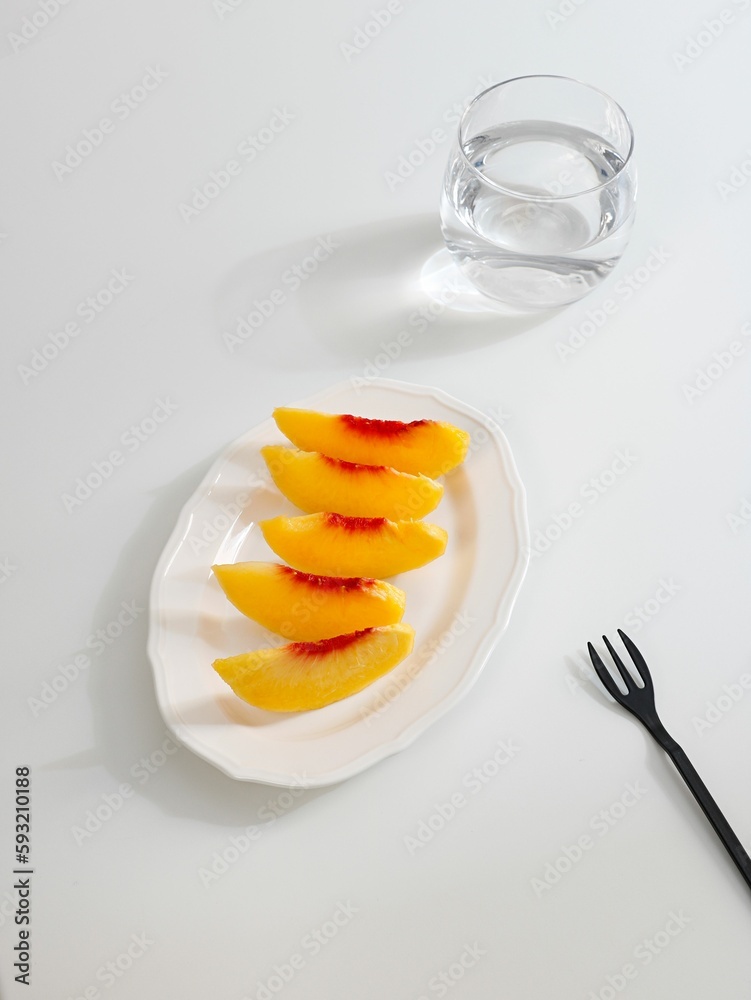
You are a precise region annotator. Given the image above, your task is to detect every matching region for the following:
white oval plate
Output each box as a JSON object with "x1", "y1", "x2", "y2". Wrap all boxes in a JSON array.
[{"x1": 147, "y1": 378, "x2": 529, "y2": 787}]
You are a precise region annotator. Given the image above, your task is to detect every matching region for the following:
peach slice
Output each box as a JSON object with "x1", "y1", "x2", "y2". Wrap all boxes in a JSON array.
[
  {"x1": 212, "y1": 561, "x2": 406, "y2": 640},
  {"x1": 259, "y1": 512, "x2": 447, "y2": 578},
  {"x1": 261, "y1": 444, "x2": 443, "y2": 519},
  {"x1": 213, "y1": 624, "x2": 415, "y2": 712},
  {"x1": 273, "y1": 407, "x2": 470, "y2": 478}
]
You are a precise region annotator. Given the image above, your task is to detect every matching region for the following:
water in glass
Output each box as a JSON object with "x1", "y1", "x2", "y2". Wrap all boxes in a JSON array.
[{"x1": 441, "y1": 120, "x2": 635, "y2": 310}]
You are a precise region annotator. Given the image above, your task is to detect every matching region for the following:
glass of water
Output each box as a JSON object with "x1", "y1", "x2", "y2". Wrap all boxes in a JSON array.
[{"x1": 439, "y1": 75, "x2": 636, "y2": 310}]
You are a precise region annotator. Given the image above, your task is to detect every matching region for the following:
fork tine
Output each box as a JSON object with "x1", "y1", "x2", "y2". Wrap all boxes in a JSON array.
[
  {"x1": 617, "y1": 629, "x2": 654, "y2": 691},
  {"x1": 602, "y1": 634, "x2": 637, "y2": 692},
  {"x1": 587, "y1": 642, "x2": 624, "y2": 703}
]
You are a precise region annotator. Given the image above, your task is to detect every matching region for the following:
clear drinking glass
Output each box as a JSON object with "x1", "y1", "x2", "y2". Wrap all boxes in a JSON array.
[{"x1": 439, "y1": 75, "x2": 636, "y2": 310}]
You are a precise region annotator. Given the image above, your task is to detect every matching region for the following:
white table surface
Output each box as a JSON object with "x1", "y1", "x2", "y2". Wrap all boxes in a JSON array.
[{"x1": 3, "y1": 0, "x2": 751, "y2": 997}]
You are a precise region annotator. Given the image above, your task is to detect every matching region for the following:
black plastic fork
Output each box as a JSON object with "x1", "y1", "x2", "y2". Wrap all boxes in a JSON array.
[{"x1": 588, "y1": 629, "x2": 751, "y2": 892}]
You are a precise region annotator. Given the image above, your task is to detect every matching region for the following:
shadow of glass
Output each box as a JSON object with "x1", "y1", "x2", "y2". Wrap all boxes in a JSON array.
[
  {"x1": 564, "y1": 650, "x2": 623, "y2": 714},
  {"x1": 212, "y1": 214, "x2": 562, "y2": 372}
]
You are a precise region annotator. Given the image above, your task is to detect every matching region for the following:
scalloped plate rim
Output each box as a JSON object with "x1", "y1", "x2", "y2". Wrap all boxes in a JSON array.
[{"x1": 147, "y1": 377, "x2": 529, "y2": 786}]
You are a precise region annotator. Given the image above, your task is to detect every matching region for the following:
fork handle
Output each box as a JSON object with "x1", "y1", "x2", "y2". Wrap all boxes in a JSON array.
[{"x1": 658, "y1": 736, "x2": 751, "y2": 891}]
